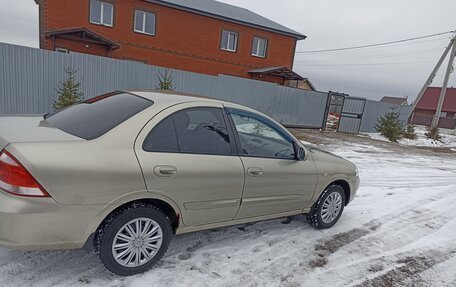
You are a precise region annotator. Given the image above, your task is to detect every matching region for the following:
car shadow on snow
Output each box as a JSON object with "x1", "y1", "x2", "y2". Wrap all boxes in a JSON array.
[{"x1": 0, "y1": 214, "x2": 316, "y2": 285}]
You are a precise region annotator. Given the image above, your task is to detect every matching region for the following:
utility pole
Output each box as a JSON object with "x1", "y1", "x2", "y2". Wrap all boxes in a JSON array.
[
  {"x1": 409, "y1": 34, "x2": 456, "y2": 126},
  {"x1": 432, "y1": 37, "x2": 456, "y2": 128}
]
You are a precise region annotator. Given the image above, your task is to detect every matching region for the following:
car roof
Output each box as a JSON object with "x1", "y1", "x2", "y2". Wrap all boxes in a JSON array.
[
  {"x1": 127, "y1": 89, "x2": 228, "y2": 106},
  {"x1": 125, "y1": 89, "x2": 263, "y2": 117}
]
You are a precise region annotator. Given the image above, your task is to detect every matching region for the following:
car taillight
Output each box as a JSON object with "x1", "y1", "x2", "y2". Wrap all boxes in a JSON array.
[{"x1": 0, "y1": 150, "x2": 50, "y2": 197}]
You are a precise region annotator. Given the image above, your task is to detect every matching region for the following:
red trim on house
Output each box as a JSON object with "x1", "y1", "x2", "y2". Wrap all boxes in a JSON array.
[{"x1": 415, "y1": 87, "x2": 456, "y2": 113}]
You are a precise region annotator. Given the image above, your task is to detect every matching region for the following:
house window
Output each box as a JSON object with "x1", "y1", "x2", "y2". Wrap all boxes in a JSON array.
[
  {"x1": 55, "y1": 47, "x2": 69, "y2": 53},
  {"x1": 440, "y1": 112, "x2": 447, "y2": 118},
  {"x1": 220, "y1": 30, "x2": 238, "y2": 52},
  {"x1": 90, "y1": 0, "x2": 114, "y2": 27},
  {"x1": 251, "y1": 37, "x2": 268, "y2": 58},
  {"x1": 134, "y1": 10, "x2": 156, "y2": 35}
]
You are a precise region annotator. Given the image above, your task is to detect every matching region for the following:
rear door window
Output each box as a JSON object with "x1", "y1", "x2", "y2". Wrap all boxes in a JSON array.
[
  {"x1": 173, "y1": 108, "x2": 232, "y2": 155},
  {"x1": 46, "y1": 92, "x2": 153, "y2": 140},
  {"x1": 143, "y1": 107, "x2": 232, "y2": 155}
]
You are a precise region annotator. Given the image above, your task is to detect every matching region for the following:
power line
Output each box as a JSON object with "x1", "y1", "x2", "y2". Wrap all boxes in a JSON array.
[
  {"x1": 295, "y1": 31, "x2": 455, "y2": 54},
  {"x1": 297, "y1": 37, "x2": 450, "y2": 57},
  {"x1": 299, "y1": 61, "x2": 433, "y2": 67},
  {"x1": 295, "y1": 47, "x2": 445, "y2": 64}
]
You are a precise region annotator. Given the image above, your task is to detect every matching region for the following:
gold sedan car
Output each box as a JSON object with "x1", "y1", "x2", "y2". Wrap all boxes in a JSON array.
[{"x1": 0, "y1": 91, "x2": 359, "y2": 276}]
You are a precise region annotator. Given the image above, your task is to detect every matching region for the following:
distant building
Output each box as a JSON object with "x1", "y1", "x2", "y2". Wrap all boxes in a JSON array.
[
  {"x1": 34, "y1": 0, "x2": 308, "y2": 86},
  {"x1": 380, "y1": 96, "x2": 408, "y2": 105},
  {"x1": 411, "y1": 87, "x2": 456, "y2": 129}
]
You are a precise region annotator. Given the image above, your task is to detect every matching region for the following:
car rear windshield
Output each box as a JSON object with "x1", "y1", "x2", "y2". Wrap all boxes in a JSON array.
[{"x1": 46, "y1": 92, "x2": 153, "y2": 140}]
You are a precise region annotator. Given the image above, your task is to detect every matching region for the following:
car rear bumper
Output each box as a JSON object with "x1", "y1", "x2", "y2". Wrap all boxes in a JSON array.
[{"x1": 0, "y1": 190, "x2": 102, "y2": 250}]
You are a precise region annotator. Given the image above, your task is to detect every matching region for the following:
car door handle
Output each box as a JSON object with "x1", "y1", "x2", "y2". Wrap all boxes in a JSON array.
[
  {"x1": 247, "y1": 168, "x2": 263, "y2": 177},
  {"x1": 154, "y1": 166, "x2": 177, "y2": 177}
]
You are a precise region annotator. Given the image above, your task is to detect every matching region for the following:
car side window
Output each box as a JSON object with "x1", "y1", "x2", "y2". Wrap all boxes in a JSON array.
[
  {"x1": 143, "y1": 117, "x2": 180, "y2": 152},
  {"x1": 172, "y1": 108, "x2": 232, "y2": 155},
  {"x1": 229, "y1": 111, "x2": 295, "y2": 159}
]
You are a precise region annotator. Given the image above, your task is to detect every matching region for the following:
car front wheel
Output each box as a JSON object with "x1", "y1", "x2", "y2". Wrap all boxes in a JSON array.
[
  {"x1": 306, "y1": 185, "x2": 345, "y2": 229},
  {"x1": 95, "y1": 203, "x2": 172, "y2": 276}
]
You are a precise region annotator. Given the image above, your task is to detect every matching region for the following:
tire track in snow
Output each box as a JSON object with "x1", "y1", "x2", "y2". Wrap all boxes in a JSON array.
[
  {"x1": 0, "y1": 249, "x2": 109, "y2": 287},
  {"x1": 299, "y1": 186, "x2": 456, "y2": 286}
]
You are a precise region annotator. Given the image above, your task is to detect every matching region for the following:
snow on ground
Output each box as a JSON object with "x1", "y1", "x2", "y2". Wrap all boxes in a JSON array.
[
  {"x1": 1, "y1": 139, "x2": 456, "y2": 287},
  {"x1": 366, "y1": 125, "x2": 456, "y2": 148}
]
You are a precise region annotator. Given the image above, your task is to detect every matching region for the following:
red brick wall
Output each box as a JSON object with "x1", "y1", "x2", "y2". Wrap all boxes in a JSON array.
[{"x1": 40, "y1": 0, "x2": 298, "y2": 79}]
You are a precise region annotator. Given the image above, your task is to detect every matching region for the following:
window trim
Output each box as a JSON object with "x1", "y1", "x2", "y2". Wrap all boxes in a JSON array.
[
  {"x1": 225, "y1": 107, "x2": 297, "y2": 160},
  {"x1": 142, "y1": 107, "x2": 238, "y2": 156},
  {"x1": 251, "y1": 36, "x2": 268, "y2": 58},
  {"x1": 220, "y1": 29, "x2": 238, "y2": 53},
  {"x1": 89, "y1": 0, "x2": 114, "y2": 27},
  {"x1": 134, "y1": 9, "x2": 156, "y2": 36}
]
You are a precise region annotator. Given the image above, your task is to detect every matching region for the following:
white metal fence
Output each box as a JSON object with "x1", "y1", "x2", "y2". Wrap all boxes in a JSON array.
[
  {"x1": 0, "y1": 42, "x2": 329, "y2": 129},
  {"x1": 0, "y1": 42, "x2": 413, "y2": 133}
]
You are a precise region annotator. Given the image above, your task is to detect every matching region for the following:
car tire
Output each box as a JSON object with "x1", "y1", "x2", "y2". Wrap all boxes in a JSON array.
[
  {"x1": 306, "y1": 185, "x2": 345, "y2": 229},
  {"x1": 95, "y1": 203, "x2": 172, "y2": 276}
]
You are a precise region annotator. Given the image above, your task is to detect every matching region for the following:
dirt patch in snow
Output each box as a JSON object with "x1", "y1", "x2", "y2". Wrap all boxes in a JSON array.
[
  {"x1": 356, "y1": 254, "x2": 441, "y2": 287},
  {"x1": 367, "y1": 264, "x2": 385, "y2": 273},
  {"x1": 355, "y1": 250, "x2": 452, "y2": 287},
  {"x1": 177, "y1": 240, "x2": 204, "y2": 261},
  {"x1": 308, "y1": 257, "x2": 329, "y2": 268},
  {"x1": 315, "y1": 220, "x2": 381, "y2": 255},
  {"x1": 315, "y1": 228, "x2": 370, "y2": 255},
  {"x1": 309, "y1": 220, "x2": 382, "y2": 268}
]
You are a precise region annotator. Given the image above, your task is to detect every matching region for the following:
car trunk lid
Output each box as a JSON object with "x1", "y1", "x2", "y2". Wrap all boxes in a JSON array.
[{"x1": 0, "y1": 117, "x2": 84, "y2": 150}]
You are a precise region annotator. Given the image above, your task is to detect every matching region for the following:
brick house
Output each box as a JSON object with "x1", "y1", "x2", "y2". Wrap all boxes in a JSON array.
[
  {"x1": 34, "y1": 0, "x2": 308, "y2": 86},
  {"x1": 411, "y1": 87, "x2": 456, "y2": 129}
]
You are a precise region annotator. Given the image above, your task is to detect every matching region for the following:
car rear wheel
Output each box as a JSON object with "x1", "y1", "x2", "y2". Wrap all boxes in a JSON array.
[
  {"x1": 306, "y1": 185, "x2": 345, "y2": 229},
  {"x1": 96, "y1": 203, "x2": 172, "y2": 276}
]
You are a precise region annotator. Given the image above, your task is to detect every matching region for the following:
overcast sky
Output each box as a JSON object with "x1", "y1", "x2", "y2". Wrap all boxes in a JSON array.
[{"x1": 1, "y1": 0, "x2": 455, "y2": 101}]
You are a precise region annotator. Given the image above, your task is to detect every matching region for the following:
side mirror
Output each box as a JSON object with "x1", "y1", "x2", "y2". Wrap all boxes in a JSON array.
[{"x1": 293, "y1": 142, "x2": 305, "y2": 161}]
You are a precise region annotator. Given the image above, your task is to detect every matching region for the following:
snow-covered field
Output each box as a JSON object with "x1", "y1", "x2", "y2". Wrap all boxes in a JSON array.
[
  {"x1": 1, "y1": 139, "x2": 456, "y2": 287},
  {"x1": 367, "y1": 125, "x2": 456, "y2": 148}
]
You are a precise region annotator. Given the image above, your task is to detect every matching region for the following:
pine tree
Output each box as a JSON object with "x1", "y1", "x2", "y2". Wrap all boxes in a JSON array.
[
  {"x1": 374, "y1": 109, "x2": 404, "y2": 142},
  {"x1": 53, "y1": 66, "x2": 83, "y2": 111},
  {"x1": 156, "y1": 68, "x2": 176, "y2": 91},
  {"x1": 403, "y1": 124, "x2": 417, "y2": 140}
]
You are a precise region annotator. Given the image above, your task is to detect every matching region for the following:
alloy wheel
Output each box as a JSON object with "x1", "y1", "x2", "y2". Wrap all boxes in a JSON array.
[
  {"x1": 111, "y1": 218, "x2": 163, "y2": 268},
  {"x1": 321, "y1": 192, "x2": 343, "y2": 224}
]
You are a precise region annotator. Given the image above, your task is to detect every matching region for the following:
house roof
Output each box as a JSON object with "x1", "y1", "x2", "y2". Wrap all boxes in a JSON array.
[
  {"x1": 145, "y1": 0, "x2": 306, "y2": 40},
  {"x1": 249, "y1": 67, "x2": 305, "y2": 81},
  {"x1": 415, "y1": 87, "x2": 456, "y2": 113},
  {"x1": 44, "y1": 28, "x2": 121, "y2": 49},
  {"x1": 380, "y1": 96, "x2": 408, "y2": 105}
]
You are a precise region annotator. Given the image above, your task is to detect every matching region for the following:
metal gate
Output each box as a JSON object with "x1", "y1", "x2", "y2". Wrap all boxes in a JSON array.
[
  {"x1": 338, "y1": 97, "x2": 366, "y2": 134},
  {"x1": 323, "y1": 92, "x2": 347, "y2": 131}
]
